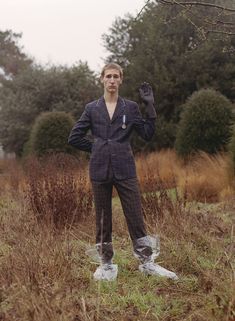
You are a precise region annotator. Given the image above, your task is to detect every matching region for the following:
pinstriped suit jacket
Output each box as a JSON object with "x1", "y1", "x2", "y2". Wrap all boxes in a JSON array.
[{"x1": 68, "y1": 96, "x2": 156, "y2": 181}]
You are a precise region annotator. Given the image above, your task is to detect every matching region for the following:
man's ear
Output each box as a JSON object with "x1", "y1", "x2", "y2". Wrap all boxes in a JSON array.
[{"x1": 100, "y1": 76, "x2": 104, "y2": 84}]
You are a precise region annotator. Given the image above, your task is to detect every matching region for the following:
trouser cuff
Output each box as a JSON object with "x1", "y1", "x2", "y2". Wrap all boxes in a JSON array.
[{"x1": 96, "y1": 242, "x2": 114, "y2": 264}]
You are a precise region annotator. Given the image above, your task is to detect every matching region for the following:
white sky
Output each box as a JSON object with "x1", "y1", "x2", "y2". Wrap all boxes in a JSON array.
[{"x1": 1, "y1": 0, "x2": 146, "y2": 72}]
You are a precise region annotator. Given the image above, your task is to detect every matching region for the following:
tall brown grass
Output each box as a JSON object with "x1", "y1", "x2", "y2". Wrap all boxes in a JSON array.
[
  {"x1": 178, "y1": 152, "x2": 234, "y2": 202},
  {"x1": 0, "y1": 198, "x2": 95, "y2": 321},
  {"x1": 0, "y1": 150, "x2": 234, "y2": 321},
  {"x1": 137, "y1": 156, "x2": 234, "y2": 321},
  {"x1": 136, "y1": 150, "x2": 234, "y2": 203},
  {"x1": 136, "y1": 149, "x2": 181, "y2": 191},
  {"x1": 0, "y1": 159, "x2": 25, "y2": 197},
  {"x1": 23, "y1": 154, "x2": 93, "y2": 227}
]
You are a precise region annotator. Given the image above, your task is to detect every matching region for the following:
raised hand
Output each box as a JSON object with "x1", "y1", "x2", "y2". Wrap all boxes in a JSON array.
[{"x1": 139, "y1": 82, "x2": 154, "y2": 105}]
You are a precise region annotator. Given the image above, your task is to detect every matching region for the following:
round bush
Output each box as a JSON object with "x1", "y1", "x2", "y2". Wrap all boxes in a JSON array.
[
  {"x1": 27, "y1": 111, "x2": 76, "y2": 157},
  {"x1": 175, "y1": 89, "x2": 233, "y2": 157}
]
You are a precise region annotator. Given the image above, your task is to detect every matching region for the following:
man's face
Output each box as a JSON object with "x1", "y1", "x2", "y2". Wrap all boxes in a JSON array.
[{"x1": 101, "y1": 68, "x2": 122, "y2": 94}]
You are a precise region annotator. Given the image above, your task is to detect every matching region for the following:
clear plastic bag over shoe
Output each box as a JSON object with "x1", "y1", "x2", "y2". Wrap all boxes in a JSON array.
[
  {"x1": 85, "y1": 246, "x2": 102, "y2": 263},
  {"x1": 148, "y1": 234, "x2": 160, "y2": 260},
  {"x1": 85, "y1": 242, "x2": 113, "y2": 264},
  {"x1": 133, "y1": 234, "x2": 160, "y2": 262},
  {"x1": 93, "y1": 263, "x2": 118, "y2": 281},
  {"x1": 134, "y1": 235, "x2": 179, "y2": 280},
  {"x1": 139, "y1": 262, "x2": 178, "y2": 280},
  {"x1": 86, "y1": 243, "x2": 118, "y2": 281}
]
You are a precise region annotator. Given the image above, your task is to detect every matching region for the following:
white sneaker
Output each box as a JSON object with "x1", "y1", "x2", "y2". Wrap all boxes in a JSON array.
[
  {"x1": 93, "y1": 264, "x2": 118, "y2": 281},
  {"x1": 139, "y1": 262, "x2": 178, "y2": 280}
]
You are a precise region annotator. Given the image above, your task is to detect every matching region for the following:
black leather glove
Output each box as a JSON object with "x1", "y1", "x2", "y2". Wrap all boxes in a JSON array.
[{"x1": 139, "y1": 82, "x2": 157, "y2": 118}]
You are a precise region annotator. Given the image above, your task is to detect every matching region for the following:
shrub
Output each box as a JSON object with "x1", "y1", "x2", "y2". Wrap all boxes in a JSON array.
[
  {"x1": 26, "y1": 111, "x2": 76, "y2": 157},
  {"x1": 131, "y1": 116, "x2": 176, "y2": 153},
  {"x1": 24, "y1": 153, "x2": 92, "y2": 227},
  {"x1": 153, "y1": 117, "x2": 177, "y2": 150},
  {"x1": 175, "y1": 89, "x2": 233, "y2": 157}
]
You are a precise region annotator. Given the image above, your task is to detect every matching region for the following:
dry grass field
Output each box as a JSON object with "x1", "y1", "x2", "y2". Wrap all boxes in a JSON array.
[{"x1": 0, "y1": 150, "x2": 234, "y2": 321}]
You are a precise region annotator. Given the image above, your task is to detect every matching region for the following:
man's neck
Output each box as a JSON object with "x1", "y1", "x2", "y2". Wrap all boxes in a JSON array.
[{"x1": 104, "y1": 92, "x2": 119, "y2": 103}]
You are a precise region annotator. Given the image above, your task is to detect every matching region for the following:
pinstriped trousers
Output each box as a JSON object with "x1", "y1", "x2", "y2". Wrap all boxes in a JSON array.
[{"x1": 91, "y1": 164, "x2": 149, "y2": 261}]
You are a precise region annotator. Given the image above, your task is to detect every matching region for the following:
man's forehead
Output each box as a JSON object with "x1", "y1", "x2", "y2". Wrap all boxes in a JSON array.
[{"x1": 104, "y1": 68, "x2": 120, "y2": 76}]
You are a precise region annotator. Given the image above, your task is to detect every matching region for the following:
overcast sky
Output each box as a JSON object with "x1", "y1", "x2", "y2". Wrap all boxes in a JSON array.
[{"x1": 1, "y1": 0, "x2": 146, "y2": 72}]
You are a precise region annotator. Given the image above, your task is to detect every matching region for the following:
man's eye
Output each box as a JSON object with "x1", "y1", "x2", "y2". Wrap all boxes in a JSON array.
[{"x1": 106, "y1": 75, "x2": 112, "y2": 78}]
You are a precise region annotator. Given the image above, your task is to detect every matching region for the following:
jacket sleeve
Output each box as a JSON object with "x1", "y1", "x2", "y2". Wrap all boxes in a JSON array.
[
  {"x1": 133, "y1": 102, "x2": 156, "y2": 141},
  {"x1": 68, "y1": 104, "x2": 93, "y2": 152}
]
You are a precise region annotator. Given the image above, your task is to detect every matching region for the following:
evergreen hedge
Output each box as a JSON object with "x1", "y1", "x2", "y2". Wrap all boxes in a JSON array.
[
  {"x1": 25, "y1": 111, "x2": 76, "y2": 157},
  {"x1": 175, "y1": 89, "x2": 233, "y2": 157}
]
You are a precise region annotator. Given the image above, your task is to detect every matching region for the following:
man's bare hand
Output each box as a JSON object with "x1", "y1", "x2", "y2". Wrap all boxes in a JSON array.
[{"x1": 139, "y1": 82, "x2": 154, "y2": 105}]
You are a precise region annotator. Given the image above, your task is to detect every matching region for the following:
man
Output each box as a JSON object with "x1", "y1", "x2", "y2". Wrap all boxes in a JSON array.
[{"x1": 68, "y1": 63, "x2": 178, "y2": 281}]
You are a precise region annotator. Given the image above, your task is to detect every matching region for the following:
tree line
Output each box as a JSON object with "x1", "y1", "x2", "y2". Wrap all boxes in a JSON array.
[{"x1": 0, "y1": 0, "x2": 235, "y2": 158}]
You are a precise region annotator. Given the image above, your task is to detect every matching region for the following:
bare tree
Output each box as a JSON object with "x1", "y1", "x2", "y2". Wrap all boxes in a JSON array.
[{"x1": 137, "y1": 0, "x2": 235, "y2": 38}]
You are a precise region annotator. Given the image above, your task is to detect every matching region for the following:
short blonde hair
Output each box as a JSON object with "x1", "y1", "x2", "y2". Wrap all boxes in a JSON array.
[{"x1": 101, "y1": 63, "x2": 123, "y2": 78}]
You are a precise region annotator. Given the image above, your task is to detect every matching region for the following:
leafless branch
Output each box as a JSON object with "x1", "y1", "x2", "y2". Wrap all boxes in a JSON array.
[
  {"x1": 136, "y1": 0, "x2": 235, "y2": 37},
  {"x1": 135, "y1": 0, "x2": 152, "y2": 20},
  {"x1": 207, "y1": 29, "x2": 235, "y2": 35},
  {"x1": 159, "y1": 0, "x2": 235, "y2": 12}
]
